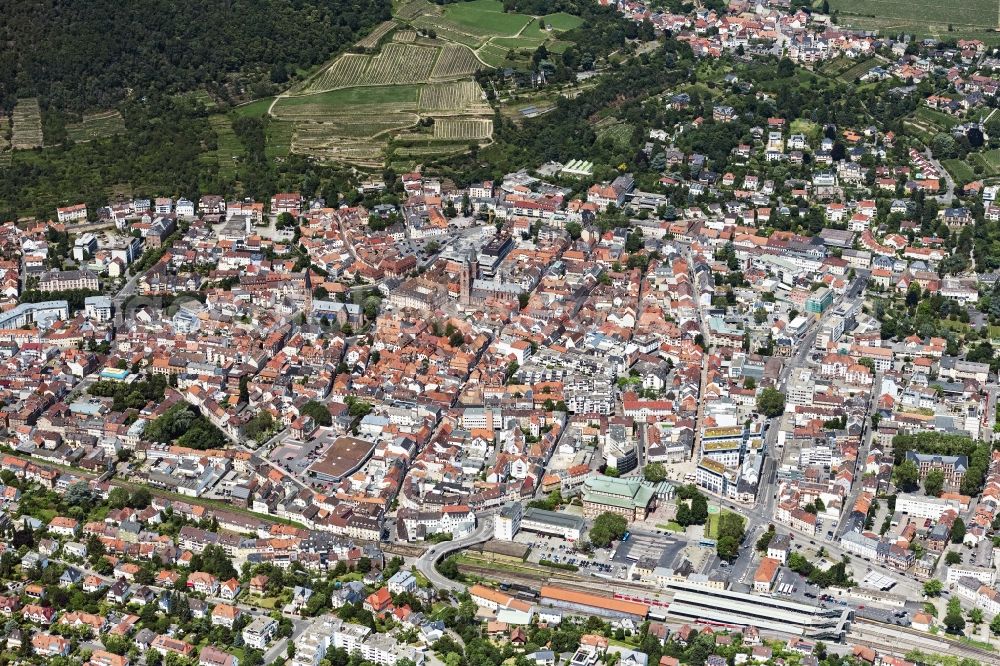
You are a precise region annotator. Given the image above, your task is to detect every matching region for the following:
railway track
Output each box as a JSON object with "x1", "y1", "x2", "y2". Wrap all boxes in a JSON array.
[
  {"x1": 852, "y1": 618, "x2": 1000, "y2": 665},
  {"x1": 456, "y1": 562, "x2": 674, "y2": 600}
]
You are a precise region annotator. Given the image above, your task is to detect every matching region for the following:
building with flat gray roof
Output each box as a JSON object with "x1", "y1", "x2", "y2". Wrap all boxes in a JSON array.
[
  {"x1": 521, "y1": 508, "x2": 585, "y2": 541},
  {"x1": 0, "y1": 300, "x2": 68, "y2": 329},
  {"x1": 661, "y1": 578, "x2": 850, "y2": 640}
]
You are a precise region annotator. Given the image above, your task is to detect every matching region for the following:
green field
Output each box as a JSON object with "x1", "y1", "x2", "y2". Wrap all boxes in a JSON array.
[
  {"x1": 915, "y1": 105, "x2": 959, "y2": 130},
  {"x1": 442, "y1": 0, "x2": 534, "y2": 35},
  {"x1": 942, "y1": 158, "x2": 976, "y2": 184},
  {"x1": 266, "y1": 121, "x2": 294, "y2": 160},
  {"x1": 837, "y1": 57, "x2": 875, "y2": 83},
  {"x1": 829, "y1": 0, "x2": 1000, "y2": 41},
  {"x1": 234, "y1": 97, "x2": 276, "y2": 118},
  {"x1": 818, "y1": 56, "x2": 855, "y2": 78},
  {"x1": 967, "y1": 149, "x2": 1000, "y2": 178},
  {"x1": 275, "y1": 85, "x2": 421, "y2": 111},
  {"x1": 543, "y1": 12, "x2": 584, "y2": 31},
  {"x1": 493, "y1": 36, "x2": 546, "y2": 50}
]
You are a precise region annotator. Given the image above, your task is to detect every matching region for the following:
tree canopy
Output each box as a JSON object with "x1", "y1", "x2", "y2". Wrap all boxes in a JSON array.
[
  {"x1": 0, "y1": 0, "x2": 392, "y2": 112},
  {"x1": 757, "y1": 387, "x2": 786, "y2": 418},
  {"x1": 144, "y1": 402, "x2": 227, "y2": 450},
  {"x1": 589, "y1": 512, "x2": 628, "y2": 548}
]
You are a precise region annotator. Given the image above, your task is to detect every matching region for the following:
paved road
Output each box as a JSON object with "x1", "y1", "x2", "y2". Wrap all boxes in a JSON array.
[
  {"x1": 265, "y1": 616, "x2": 312, "y2": 666},
  {"x1": 414, "y1": 514, "x2": 494, "y2": 592},
  {"x1": 924, "y1": 148, "x2": 955, "y2": 206}
]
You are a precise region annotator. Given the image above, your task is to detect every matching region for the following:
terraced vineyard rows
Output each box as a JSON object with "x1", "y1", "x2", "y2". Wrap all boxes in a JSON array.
[
  {"x1": 395, "y1": 0, "x2": 440, "y2": 21},
  {"x1": 393, "y1": 141, "x2": 470, "y2": 157},
  {"x1": 431, "y1": 44, "x2": 483, "y2": 79},
  {"x1": 366, "y1": 44, "x2": 439, "y2": 85},
  {"x1": 65, "y1": 111, "x2": 126, "y2": 143},
  {"x1": 11, "y1": 98, "x2": 43, "y2": 149},
  {"x1": 357, "y1": 20, "x2": 398, "y2": 49},
  {"x1": 306, "y1": 54, "x2": 372, "y2": 92},
  {"x1": 269, "y1": 0, "x2": 570, "y2": 165},
  {"x1": 299, "y1": 113, "x2": 420, "y2": 139},
  {"x1": 419, "y1": 81, "x2": 489, "y2": 113},
  {"x1": 411, "y1": 15, "x2": 486, "y2": 48},
  {"x1": 292, "y1": 127, "x2": 386, "y2": 166},
  {"x1": 433, "y1": 117, "x2": 493, "y2": 140},
  {"x1": 0, "y1": 117, "x2": 10, "y2": 166}
]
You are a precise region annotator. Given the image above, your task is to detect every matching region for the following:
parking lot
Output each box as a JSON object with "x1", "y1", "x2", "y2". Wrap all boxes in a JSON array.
[
  {"x1": 517, "y1": 531, "x2": 627, "y2": 578},
  {"x1": 613, "y1": 530, "x2": 687, "y2": 570},
  {"x1": 268, "y1": 437, "x2": 326, "y2": 477}
]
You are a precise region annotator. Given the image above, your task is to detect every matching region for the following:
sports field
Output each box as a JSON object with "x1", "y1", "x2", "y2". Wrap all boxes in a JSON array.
[{"x1": 828, "y1": 0, "x2": 1000, "y2": 41}]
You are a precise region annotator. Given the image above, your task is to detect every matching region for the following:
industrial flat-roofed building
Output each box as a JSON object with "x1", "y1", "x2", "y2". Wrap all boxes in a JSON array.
[
  {"x1": 661, "y1": 579, "x2": 850, "y2": 639},
  {"x1": 520, "y1": 508, "x2": 585, "y2": 541},
  {"x1": 306, "y1": 436, "x2": 376, "y2": 483}
]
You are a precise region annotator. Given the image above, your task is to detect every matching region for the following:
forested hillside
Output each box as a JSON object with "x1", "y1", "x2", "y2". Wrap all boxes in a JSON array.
[{"x1": 0, "y1": 0, "x2": 392, "y2": 112}]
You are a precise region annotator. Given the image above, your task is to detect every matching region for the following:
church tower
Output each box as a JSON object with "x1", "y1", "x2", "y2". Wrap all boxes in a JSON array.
[{"x1": 460, "y1": 250, "x2": 477, "y2": 306}]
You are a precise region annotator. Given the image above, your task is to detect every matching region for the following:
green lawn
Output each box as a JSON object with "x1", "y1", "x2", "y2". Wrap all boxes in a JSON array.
[
  {"x1": 244, "y1": 595, "x2": 278, "y2": 609},
  {"x1": 937, "y1": 318, "x2": 971, "y2": 333},
  {"x1": 658, "y1": 522, "x2": 686, "y2": 533},
  {"x1": 235, "y1": 97, "x2": 276, "y2": 118},
  {"x1": 442, "y1": 0, "x2": 534, "y2": 36},
  {"x1": 981, "y1": 149, "x2": 1000, "y2": 171},
  {"x1": 705, "y1": 508, "x2": 740, "y2": 540},
  {"x1": 543, "y1": 12, "x2": 583, "y2": 31},
  {"x1": 790, "y1": 118, "x2": 821, "y2": 143},
  {"x1": 546, "y1": 40, "x2": 573, "y2": 54}
]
